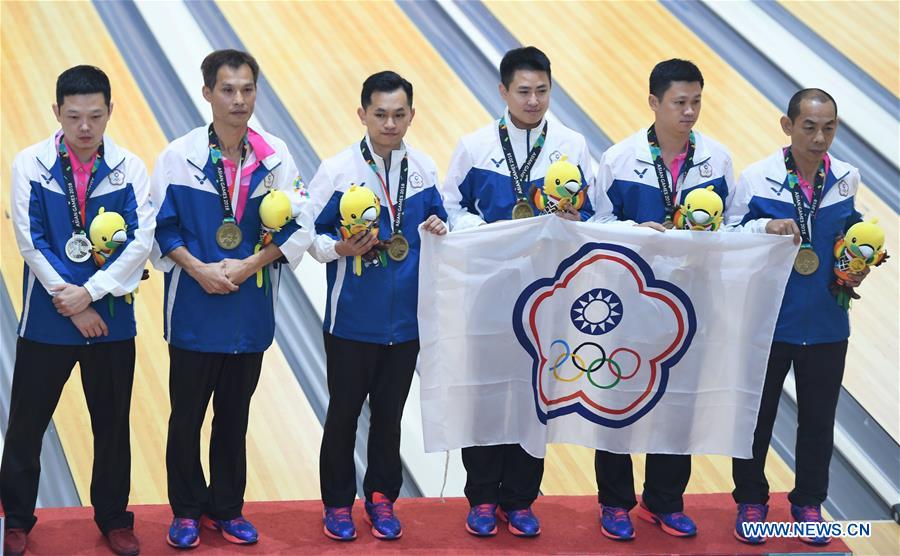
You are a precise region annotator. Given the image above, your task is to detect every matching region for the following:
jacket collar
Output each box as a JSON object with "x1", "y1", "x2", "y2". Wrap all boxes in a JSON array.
[
  {"x1": 764, "y1": 148, "x2": 851, "y2": 194},
  {"x1": 186, "y1": 124, "x2": 281, "y2": 172},
  {"x1": 37, "y1": 131, "x2": 125, "y2": 173},
  {"x1": 633, "y1": 126, "x2": 712, "y2": 167},
  {"x1": 362, "y1": 133, "x2": 407, "y2": 174},
  {"x1": 501, "y1": 108, "x2": 548, "y2": 149}
]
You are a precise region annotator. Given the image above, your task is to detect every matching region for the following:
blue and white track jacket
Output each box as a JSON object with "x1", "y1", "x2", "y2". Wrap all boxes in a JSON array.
[
  {"x1": 12, "y1": 132, "x2": 154, "y2": 345},
  {"x1": 151, "y1": 125, "x2": 314, "y2": 353},
  {"x1": 595, "y1": 128, "x2": 734, "y2": 224},
  {"x1": 442, "y1": 111, "x2": 608, "y2": 229},
  {"x1": 728, "y1": 150, "x2": 863, "y2": 345},
  {"x1": 308, "y1": 136, "x2": 447, "y2": 345}
]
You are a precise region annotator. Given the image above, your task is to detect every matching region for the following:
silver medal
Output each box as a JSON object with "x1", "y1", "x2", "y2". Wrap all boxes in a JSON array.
[{"x1": 65, "y1": 233, "x2": 93, "y2": 263}]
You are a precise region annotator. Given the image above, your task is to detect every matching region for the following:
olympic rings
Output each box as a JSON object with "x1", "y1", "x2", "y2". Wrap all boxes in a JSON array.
[
  {"x1": 571, "y1": 342, "x2": 606, "y2": 373},
  {"x1": 608, "y1": 347, "x2": 641, "y2": 379},
  {"x1": 587, "y1": 357, "x2": 621, "y2": 389},
  {"x1": 549, "y1": 339, "x2": 583, "y2": 382},
  {"x1": 547, "y1": 339, "x2": 640, "y2": 389}
]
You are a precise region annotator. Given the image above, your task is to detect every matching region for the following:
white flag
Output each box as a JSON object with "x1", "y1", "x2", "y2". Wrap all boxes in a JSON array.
[{"x1": 418, "y1": 216, "x2": 796, "y2": 458}]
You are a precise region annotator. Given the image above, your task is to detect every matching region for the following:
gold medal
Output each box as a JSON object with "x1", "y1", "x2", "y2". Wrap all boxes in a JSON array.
[
  {"x1": 387, "y1": 233, "x2": 410, "y2": 262},
  {"x1": 512, "y1": 200, "x2": 534, "y2": 220},
  {"x1": 848, "y1": 257, "x2": 867, "y2": 273},
  {"x1": 216, "y1": 221, "x2": 242, "y2": 250},
  {"x1": 794, "y1": 247, "x2": 820, "y2": 275}
]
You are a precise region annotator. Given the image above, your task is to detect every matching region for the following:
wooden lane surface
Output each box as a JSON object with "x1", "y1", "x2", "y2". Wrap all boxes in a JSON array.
[
  {"x1": 215, "y1": 0, "x2": 491, "y2": 175},
  {"x1": 0, "y1": 1, "x2": 322, "y2": 505},
  {"x1": 485, "y1": 0, "x2": 899, "y2": 442},
  {"x1": 781, "y1": 0, "x2": 899, "y2": 96}
]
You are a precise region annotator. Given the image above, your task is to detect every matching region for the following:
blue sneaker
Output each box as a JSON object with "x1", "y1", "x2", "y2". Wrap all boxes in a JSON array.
[
  {"x1": 735, "y1": 503, "x2": 768, "y2": 544},
  {"x1": 638, "y1": 503, "x2": 697, "y2": 537},
  {"x1": 465, "y1": 503, "x2": 498, "y2": 537},
  {"x1": 791, "y1": 504, "x2": 831, "y2": 545},
  {"x1": 498, "y1": 507, "x2": 541, "y2": 537},
  {"x1": 600, "y1": 505, "x2": 635, "y2": 540},
  {"x1": 166, "y1": 517, "x2": 200, "y2": 549},
  {"x1": 364, "y1": 492, "x2": 402, "y2": 540},
  {"x1": 201, "y1": 515, "x2": 258, "y2": 545},
  {"x1": 323, "y1": 506, "x2": 357, "y2": 541}
]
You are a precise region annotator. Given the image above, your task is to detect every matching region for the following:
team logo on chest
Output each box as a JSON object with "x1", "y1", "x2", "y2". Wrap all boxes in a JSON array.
[
  {"x1": 634, "y1": 168, "x2": 648, "y2": 179},
  {"x1": 264, "y1": 172, "x2": 275, "y2": 188},
  {"x1": 410, "y1": 171, "x2": 424, "y2": 189},
  {"x1": 838, "y1": 179, "x2": 849, "y2": 197},
  {"x1": 699, "y1": 162, "x2": 712, "y2": 178},
  {"x1": 109, "y1": 168, "x2": 125, "y2": 186},
  {"x1": 549, "y1": 150, "x2": 562, "y2": 163}
]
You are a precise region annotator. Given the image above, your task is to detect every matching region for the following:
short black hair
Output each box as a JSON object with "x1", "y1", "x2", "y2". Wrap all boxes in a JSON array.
[
  {"x1": 787, "y1": 88, "x2": 838, "y2": 122},
  {"x1": 360, "y1": 71, "x2": 413, "y2": 108},
  {"x1": 201, "y1": 49, "x2": 259, "y2": 89},
  {"x1": 649, "y1": 59, "x2": 704, "y2": 98},
  {"x1": 500, "y1": 46, "x2": 551, "y2": 89},
  {"x1": 56, "y1": 65, "x2": 111, "y2": 108}
]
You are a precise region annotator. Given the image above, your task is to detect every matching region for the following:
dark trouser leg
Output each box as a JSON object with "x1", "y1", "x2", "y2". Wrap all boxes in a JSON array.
[
  {"x1": 462, "y1": 446, "x2": 504, "y2": 507},
  {"x1": 363, "y1": 339, "x2": 418, "y2": 503},
  {"x1": 790, "y1": 341, "x2": 847, "y2": 507},
  {"x1": 319, "y1": 333, "x2": 375, "y2": 507},
  {"x1": 207, "y1": 351, "x2": 263, "y2": 520},
  {"x1": 166, "y1": 346, "x2": 219, "y2": 519},
  {"x1": 0, "y1": 339, "x2": 76, "y2": 532},
  {"x1": 79, "y1": 339, "x2": 136, "y2": 533},
  {"x1": 732, "y1": 342, "x2": 794, "y2": 504},
  {"x1": 594, "y1": 450, "x2": 638, "y2": 510},
  {"x1": 642, "y1": 454, "x2": 691, "y2": 513},
  {"x1": 498, "y1": 444, "x2": 543, "y2": 511}
]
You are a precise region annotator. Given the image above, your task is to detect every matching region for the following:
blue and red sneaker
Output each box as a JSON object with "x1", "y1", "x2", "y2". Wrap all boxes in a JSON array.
[
  {"x1": 166, "y1": 517, "x2": 200, "y2": 549},
  {"x1": 497, "y1": 507, "x2": 541, "y2": 537},
  {"x1": 637, "y1": 503, "x2": 697, "y2": 537},
  {"x1": 364, "y1": 492, "x2": 402, "y2": 540},
  {"x1": 791, "y1": 504, "x2": 831, "y2": 545},
  {"x1": 734, "y1": 503, "x2": 768, "y2": 544},
  {"x1": 465, "y1": 503, "x2": 498, "y2": 537},
  {"x1": 201, "y1": 515, "x2": 258, "y2": 545},
  {"x1": 599, "y1": 505, "x2": 635, "y2": 540},
  {"x1": 323, "y1": 506, "x2": 357, "y2": 541}
]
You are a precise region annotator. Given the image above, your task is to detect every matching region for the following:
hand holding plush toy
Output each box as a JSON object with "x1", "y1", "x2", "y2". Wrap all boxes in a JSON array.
[
  {"x1": 88, "y1": 207, "x2": 135, "y2": 314},
  {"x1": 533, "y1": 155, "x2": 586, "y2": 214},
  {"x1": 339, "y1": 184, "x2": 385, "y2": 276},
  {"x1": 830, "y1": 218, "x2": 889, "y2": 309}
]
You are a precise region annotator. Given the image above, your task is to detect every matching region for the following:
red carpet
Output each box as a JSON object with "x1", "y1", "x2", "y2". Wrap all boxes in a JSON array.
[{"x1": 19, "y1": 493, "x2": 850, "y2": 554}]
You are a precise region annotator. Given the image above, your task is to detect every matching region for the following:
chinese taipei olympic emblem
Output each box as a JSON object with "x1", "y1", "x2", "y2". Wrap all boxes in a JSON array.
[{"x1": 513, "y1": 243, "x2": 697, "y2": 427}]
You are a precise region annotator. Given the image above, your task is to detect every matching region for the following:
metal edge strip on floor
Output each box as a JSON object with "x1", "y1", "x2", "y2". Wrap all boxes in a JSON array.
[
  {"x1": 752, "y1": 0, "x2": 899, "y2": 114},
  {"x1": 0, "y1": 274, "x2": 81, "y2": 507},
  {"x1": 661, "y1": 0, "x2": 899, "y2": 213},
  {"x1": 179, "y1": 0, "x2": 422, "y2": 499}
]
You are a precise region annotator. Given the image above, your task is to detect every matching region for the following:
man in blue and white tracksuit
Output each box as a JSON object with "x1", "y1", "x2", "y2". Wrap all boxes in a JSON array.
[
  {"x1": 728, "y1": 89, "x2": 867, "y2": 546},
  {"x1": 2, "y1": 65, "x2": 153, "y2": 556},
  {"x1": 151, "y1": 50, "x2": 314, "y2": 549},
  {"x1": 310, "y1": 71, "x2": 447, "y2": 542},
  {"x1": 442, "y1": 46, "x2": 608, "y2": 539},
  {"x1": 592, "y1": 59, "x2": 734, "y2": 541}
]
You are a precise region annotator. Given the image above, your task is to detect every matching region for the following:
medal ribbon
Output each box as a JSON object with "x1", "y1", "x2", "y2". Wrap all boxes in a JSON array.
[
  {"x1": 784, "y1": 147, "x2": 825, "y2": 247},
  {"x1": 208, "y1": 124, "x2": 248, "y2": 224},
  {"x1": 359, "y1": 138, "x2": 408, "y2": 235},
  {"x1": 499, "y1": 116, "x2": 548, "y2": 203},
  {"x1": 647, "y1": 124, "x2": 695, "y2": 221},
  {"x1": 58, "y1": 140, "x2": 104, "y2": 233}
]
